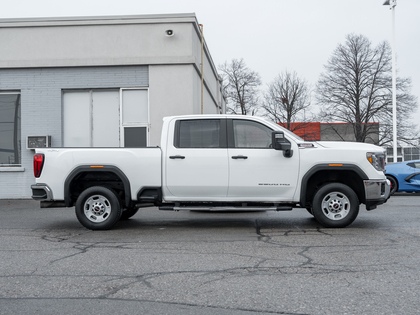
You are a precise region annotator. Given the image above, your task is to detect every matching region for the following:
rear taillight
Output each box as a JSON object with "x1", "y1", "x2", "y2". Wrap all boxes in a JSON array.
[{"x1": 34, "y1": 154, "x2": 44, "y2": 178}]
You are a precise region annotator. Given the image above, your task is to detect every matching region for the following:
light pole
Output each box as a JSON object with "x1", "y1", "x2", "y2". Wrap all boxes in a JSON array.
[{"x1": 383, "y1": 0, "x2": 397, "y2": 162}]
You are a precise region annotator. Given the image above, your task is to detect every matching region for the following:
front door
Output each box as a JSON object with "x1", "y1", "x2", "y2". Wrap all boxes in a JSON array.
[{"x1": 227, "y1": 119, "x2": 299, "y2": 201}]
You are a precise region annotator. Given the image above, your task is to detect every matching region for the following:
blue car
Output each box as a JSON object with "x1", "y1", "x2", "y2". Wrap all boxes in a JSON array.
[{"x1": 385, "y1": 160, "x2": 420, "y2": 195}]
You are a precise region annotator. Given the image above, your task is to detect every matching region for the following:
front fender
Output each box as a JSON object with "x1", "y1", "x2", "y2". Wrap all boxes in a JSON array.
[{"x1": 299, "y1": 164, "x2": 368, "y2": 206}]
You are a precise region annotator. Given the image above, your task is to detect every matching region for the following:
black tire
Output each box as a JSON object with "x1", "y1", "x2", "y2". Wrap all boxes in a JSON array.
[
  {"x1": 120, "y1": 207, "x2": 139, "y2": 220},
  {"x1": 75, "y1": 186, "x2": 122, "y2": 230},
  {"x1": 386, "y1": 175, "x2": 398, "y2": 195},
  {"x1": 312, "y1": 183, "x2": 359, "y2": 228}
]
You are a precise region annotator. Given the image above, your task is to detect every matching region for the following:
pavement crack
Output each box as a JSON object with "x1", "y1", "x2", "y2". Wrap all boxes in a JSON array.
[
  {"x1": 48, "y1": 242, "x2": 98, "y2": 264},
  {"x1": 255, "y1": 219, "x2": 272, "y2": 243},
  {"x1": 296, "y1": 247, "x2": 313, "y2": 267},
  {"x1": 315, "y1": 227, "x2": 333, "y2": 236}
]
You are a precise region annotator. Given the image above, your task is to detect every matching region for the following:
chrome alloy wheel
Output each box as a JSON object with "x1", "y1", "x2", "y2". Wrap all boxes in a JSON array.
[
  {"x1": 321, "y1": 191, "x2": 350, "y2": 220},
  {"x1": 84, "y1": 194, "x2": 112, "y2": 223}
]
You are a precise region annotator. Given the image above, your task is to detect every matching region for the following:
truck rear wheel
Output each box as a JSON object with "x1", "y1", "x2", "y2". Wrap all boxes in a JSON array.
[
  {"x1": 312, "y1": 183, "x2": 359, "y2": 228},
  {"x1": 75, "y1": 186, "x2": 122, "y2": 230}
]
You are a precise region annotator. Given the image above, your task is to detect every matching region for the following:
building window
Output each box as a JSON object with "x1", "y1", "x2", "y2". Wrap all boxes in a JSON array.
[
  {"x1": 386, "y1": 147, "x2": 402, "y2": 156},
  {"x1": 121, "y1": 89, "x2": 149, "y2": 148},
  {"x1": 403, "y1": 147, "x2": 420, "y2": 161},
  {"x1": 0, "y1": 92, "x2": 21, "y2": 166},
  {"x1": 386, "y1": 147, "x2": 403, "y2": 163}
]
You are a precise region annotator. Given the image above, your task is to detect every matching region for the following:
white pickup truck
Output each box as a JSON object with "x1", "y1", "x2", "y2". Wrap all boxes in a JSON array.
[{"x1": 31, "y1": 115, "x2": 390, "y2": 230}]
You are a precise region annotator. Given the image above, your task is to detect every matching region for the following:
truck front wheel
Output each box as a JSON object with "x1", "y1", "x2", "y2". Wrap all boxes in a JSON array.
[
  {"x1": 312, "y1": 183, "x2": 359, "y2": 228},
  {"x1": 75, "y1": 186, "x2": 122, "y2": 230},
  {"x1": 120, "y1": 207, "x2": 139, "y2": 220}
]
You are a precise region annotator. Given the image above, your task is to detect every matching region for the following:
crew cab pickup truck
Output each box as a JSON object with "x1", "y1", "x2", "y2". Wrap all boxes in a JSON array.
[{"x1": 31, "y1": 115, "x2": 390, "y2": 230}]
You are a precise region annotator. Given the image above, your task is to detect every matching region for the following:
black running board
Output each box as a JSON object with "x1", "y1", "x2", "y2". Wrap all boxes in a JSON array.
[{"x1": 159, "y1": 205, "x2": 293, "y2": 211}]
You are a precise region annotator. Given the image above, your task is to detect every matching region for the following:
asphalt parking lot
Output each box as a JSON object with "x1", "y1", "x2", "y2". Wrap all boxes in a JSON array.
[{"x1": 1, "y1": 195, "x2": 419, "y2": 315}]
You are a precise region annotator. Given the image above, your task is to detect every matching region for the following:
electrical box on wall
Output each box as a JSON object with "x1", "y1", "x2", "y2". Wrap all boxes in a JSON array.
[{"x1": 27, "y1": 136, "x2": 51, "y2": 149}]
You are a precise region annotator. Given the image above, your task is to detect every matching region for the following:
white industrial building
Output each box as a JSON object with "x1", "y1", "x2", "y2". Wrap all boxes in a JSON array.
[{"x1": 0, "y1": 14, "x2": 225, "y2": 198}]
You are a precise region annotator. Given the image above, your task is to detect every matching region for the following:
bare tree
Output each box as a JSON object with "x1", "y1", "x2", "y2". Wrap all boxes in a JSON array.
[
  {"x1": 218, "y1": 58, "x2": 261, "y2": 115},
  {"x1": 316, "y1": 34, "x2": 418, "y2": 145},
  {"x1": 263, "y1": 70, "x2": 312, "y2": 134}
]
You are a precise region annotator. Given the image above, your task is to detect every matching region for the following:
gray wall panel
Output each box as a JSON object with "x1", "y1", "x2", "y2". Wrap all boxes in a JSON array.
[{"x1": 0, "y1": 65, "x2": 148, "y2": 198}]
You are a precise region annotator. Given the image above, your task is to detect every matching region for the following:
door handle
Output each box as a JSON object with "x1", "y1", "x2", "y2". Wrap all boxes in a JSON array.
[
  {"x1": 231, "y1": 155, "x2": 248, "y2": 159},
  {"x1": 169, "y1": 155, "x2": 185, "y2": 159}
]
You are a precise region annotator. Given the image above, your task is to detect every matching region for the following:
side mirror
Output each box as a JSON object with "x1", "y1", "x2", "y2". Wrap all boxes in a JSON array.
[{"x1": 272, "y1": 131, "x2": 293, "y2": 158}]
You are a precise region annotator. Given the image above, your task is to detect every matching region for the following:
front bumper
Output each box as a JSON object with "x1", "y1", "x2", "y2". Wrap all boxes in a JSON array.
[{"x1": 364, "y1": 179, "x2": 391, "y2": 210}]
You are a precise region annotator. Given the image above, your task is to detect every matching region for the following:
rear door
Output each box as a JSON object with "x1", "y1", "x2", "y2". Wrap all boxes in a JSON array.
[{"x1": 164, "y1": 118, "x2": 229, "y2": 200}]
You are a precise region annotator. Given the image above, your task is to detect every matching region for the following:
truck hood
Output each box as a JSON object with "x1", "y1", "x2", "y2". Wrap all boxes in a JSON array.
[{"x1": 315, "y1": 141, "x2": 384, "y2": 152}]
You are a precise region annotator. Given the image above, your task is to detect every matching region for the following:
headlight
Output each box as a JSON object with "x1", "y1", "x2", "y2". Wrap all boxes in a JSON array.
[{"x1": 367, "y1": 152, "x2": 385, "y2": 172}]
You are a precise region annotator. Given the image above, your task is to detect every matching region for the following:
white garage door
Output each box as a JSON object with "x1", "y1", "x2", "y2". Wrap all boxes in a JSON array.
[{"x1": 63, "y1": 89, "x2": 148, "y2": 147}]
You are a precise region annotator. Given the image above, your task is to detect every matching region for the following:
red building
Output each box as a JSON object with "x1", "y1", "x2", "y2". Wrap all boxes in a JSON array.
[
  {"x1": 279, "y1": 122, "x2": 379, "y2": 144},
  {"x1": 279, "y1": 122, "x2": 321, "y2": 141}
]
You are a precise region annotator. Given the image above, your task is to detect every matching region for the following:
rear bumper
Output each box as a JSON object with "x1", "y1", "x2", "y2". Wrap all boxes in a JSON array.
[
  {"x1": 31, "y1": 183, "x2": 53, "y2": 200},
  {"x1": 364, "y1": 179, "x2": 391, "y2": 210}
]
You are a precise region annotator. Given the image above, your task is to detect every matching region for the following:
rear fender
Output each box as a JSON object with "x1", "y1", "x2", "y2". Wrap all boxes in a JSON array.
[{"x1": 64, "y1": 165, "x2": 131, "y2": 207}]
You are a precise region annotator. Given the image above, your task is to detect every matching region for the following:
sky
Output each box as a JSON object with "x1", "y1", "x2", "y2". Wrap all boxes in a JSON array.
[{"x1": 2, "y1": 0, "x2": 420, "y2": 127}]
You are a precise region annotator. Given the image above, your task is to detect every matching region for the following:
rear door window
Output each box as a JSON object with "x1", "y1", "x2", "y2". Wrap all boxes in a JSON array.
[{"x1": 175, "y1": 119, "x2": 225, "y2": 148}]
